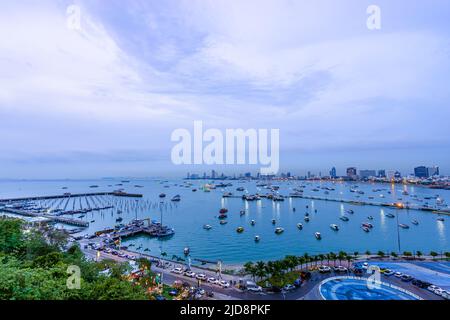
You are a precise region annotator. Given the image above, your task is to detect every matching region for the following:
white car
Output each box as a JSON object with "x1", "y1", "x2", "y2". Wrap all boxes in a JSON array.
[
  {"x1": 207, "y1": 277, "x2": 219, "y2": 284},
  {"x1": 394, "y1": 272, "x2": 403, "y2": 278},
  {"x1": 184, "y1": 271, "x2": 196, "y2": 278},
  {"x1": 219, "y1": 280, "x2": 230, "y2": 288},
  {"x1": 247, "y1": 285, "x2": 263, "y2": 293},
  {"x1": 441, "y1": 290, "x2": 450, "y2": 300},
  {"x1": 427, "y1": 285, "x2": 440, "y2": 292},
  {"x1": 319, "y1": 266, "x2": 332, "y2": 273},
  {"x1": 362, "y1": 262, "x2": 369, "y2": 269},
  {"x1": 334, "y1": 266, "x2": 348, "y2": 272},
  {"x1": 433, "y1": 288, "x2": 445, "y2": 296},
  {"x1": 171, "y1": 267, "x2": 183, "y2": 274},
  {"x1": 196, "y1": 273, "x2": 207, "y2": 280}
]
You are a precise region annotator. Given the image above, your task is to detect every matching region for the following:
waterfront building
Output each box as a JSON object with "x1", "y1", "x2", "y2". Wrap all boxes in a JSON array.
[
  {"x1": 377, "y1": 170, "x2": 386, "y2": 178},
  {"x1": 330, "y1": 167, "x2": 337, "y2": 178},
  {"x1": 346, "y1": 167, "x2": 357, "y2": 179},
  {"x1": 359, "y1": 170, "x2": 376, "y2": 179},
  {"x1": 428, "y1": 166, "x2": 440, "y2": 177},
  {"x1": 414, "y1": 166, "x2": 429, "y2": 178}
]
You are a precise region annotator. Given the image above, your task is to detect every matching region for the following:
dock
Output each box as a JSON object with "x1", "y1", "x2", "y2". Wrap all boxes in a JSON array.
[
  {"x1": 0, "y1": 191, "x2": 142, "y2": 203},
  {"x1": 1, "y1": 208, "x2": 89, "y2": 227}
]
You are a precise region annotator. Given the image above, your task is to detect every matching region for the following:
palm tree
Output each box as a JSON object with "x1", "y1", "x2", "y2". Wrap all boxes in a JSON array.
[
  {"x1": 318, "y1": 254, "x2": 325, "y2": 266},
  {"x1": 244, "y1": 262, "x2": 256, "y2": 280},
  {"x1": 255, "y1": 261, "x2": 266, "y2": 280},
  {"x1": 353, "y1": 251, "x2": 359, "y2": 260},
  {"x1": 417, "y1": 251, "x2": 423, "y2": 260},
  {"x1": 377, "y1": 251, "x2": 385, "y2": 258},
  {"x1": 365, "y1": 250, "x2": 371, "y2": 257},
  {"x1": 298, "y1": 257, "x2": 305, "y2": 271},
  {"x1": 430, "y1": 251, "x2": 438, "y2": 260},
  {"x1": 338, "y1": 251, "x2": 346, "y2": 266},
  {"x1": 345, "y1": 255, "x2": 352, "y2": 269},
  {"x1": 330, "y1": 252, "x2": 337, "y2": 266}
]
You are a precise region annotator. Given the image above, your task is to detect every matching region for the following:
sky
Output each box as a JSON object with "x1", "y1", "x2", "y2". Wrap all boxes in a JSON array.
[{"x1": 0, "y1": 0, "x2": 450, "y2": 179}]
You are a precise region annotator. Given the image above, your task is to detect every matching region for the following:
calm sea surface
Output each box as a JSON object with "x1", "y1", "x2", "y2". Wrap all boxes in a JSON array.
[{"x1": 0, "y1": 179, "x2": 449, "y2": 264}]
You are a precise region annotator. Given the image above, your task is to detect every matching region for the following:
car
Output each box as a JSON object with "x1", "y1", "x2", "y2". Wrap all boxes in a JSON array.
[
  {"x1": 400, "y1": 275, "x2": 413, "y2": 282},
  {"x1": 118, "y1": 252, "x2": 127, "y2": 258},
  {"x1": 362, "y1": 262, "x2": 369, "y2": 269},
  {"x1": 336, "y1": 266, "x2": 348, "y2": 272},
  {"x1": 394, "y1": 272, "x2": 403, "y2": 278},
  {"x1": 427, "y1": 285, "x2": 440, "y2": 293},
  {"x1": 383, "y1": 269, "x2": 394, "y2": 276},
  {"x1": 219, "y1": 280, "x2": 230, "y2": 288},
  {"x1": 318, "y1": 265, "x2": 332, "y2": 273},
  {"x1": 293, "y1": 279, "x2": 303, "y2": 287},
  {"x1": 155, "y1": 295, "x2": 166, "y2": 300},
  {"x1": 441, "y1": 291, "x2": 450, "y2": 300},
  {"x1": 196, "y1": 288, "x2": 206, "y2": 295},
  {"x1": 104, "y1": 248, "x2": 112, "y2": 253},
  {"x1": 196, "y1": 273, "x2": 207, "y2": 280},
  {"x1": 206, "y1": 291, "x2": 214, "y2": 298},
  {"x1": 433, "y1": 288, "x2": 445, "y2": 296},
  {"x1": 184, "y1": 271, "x2": 196, "y2": 278},
  {"x1": 247, "y1": 285, "x2": 263, "y2": 293},
  {"x1": 111, "y1": 250, "x2": 118, "y2": 255},
  {"x1": 207, "y1": 277, "x2": 219, "y2": 284},
  {"x1": 171, "y1": 267, "x2": 183, "y2": 274},
  {"x1": 283, "y1": 284, "x2": 296, "y2": 291}
]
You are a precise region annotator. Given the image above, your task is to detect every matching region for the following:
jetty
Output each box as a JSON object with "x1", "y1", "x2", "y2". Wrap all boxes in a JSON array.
[
  {"x1": 1, "y1": 207, "x2": 89, "y2": 227},
  {"x1": 0, "y1": 191, "x2": 142, "y2": 203}
]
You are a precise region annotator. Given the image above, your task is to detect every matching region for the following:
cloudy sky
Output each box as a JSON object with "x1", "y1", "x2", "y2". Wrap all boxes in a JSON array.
[{"x1": 1, "y1": 0, "x2": 450, "y2": 178}]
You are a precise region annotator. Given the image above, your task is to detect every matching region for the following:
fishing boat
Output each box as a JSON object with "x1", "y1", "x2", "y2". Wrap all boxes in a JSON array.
[
  {"x1": 362, "y1": 222, "x2": 373, "y2": 229},
  {"x1": 236, "y1": 187, "x2": 245, "y2": 192},
  {"x1": 315, "y1": 232, "x2": 321, "y2": 240},
  {"x1": 219, "y1": 208, "x2": 228, "y2": 214},
  {"x1": 192, "y1": 189, "x2": 197, "y2": 192},
  {"x1": 412, "y1": 219, "x2": 419, "y2": 225},
  {"x1": 437, "y1": 217, "x2": 445, "y2": 222},
  {"x1": 399, "y1": 223, "x2": 409, "y2": 229},
  {"x1": 116, "y1": 217, "x2": 123, "y2": 222},
  {"x1": 304, "y1": 217, "x2": 310, "y2": 222},
  {"x1": 346, "y1": 209, "x2": 354, "y2": 214},
  {"x1": 254, "y1": 235, "x2": 260, "y2": 242},
  {"x1": 340, "y1": 216, "x2": 349, "y2": 222},
  {"x1": 271, "y1": 219, "x2": 276, "y2": 225},
  {"x1": 297, "y1": 223, "x2": 303, "y2": 229},
  {"x1": 159, "y1": 193, "x2": 166, "y2": 198},
  {"x1": 250, "y1": 220, "x2": 256, "y2": 226},
  {"x1": 240, "y1": 210, "x2": 246, "y2": 216},
  {"x1": 220, "y1": 220, "x2": 228, "y2": 225},
  {"x1": 330, "y1": 224, "x2": 339, "y2": 231},
  {"x1": 171, "y1": 195, "x2": 181, "y2": 201},
  {"x1": 236, "y1": 226, "x2": 244, "y2": 233},
  {"x1": 203, "y1": 224, "x2": 212, "y2": 230},
  {"x1": 362, "y1": 226, "x2": 370, "y2": 232},
  {"x1": 275, "y1": 227, "x2": 284, "y2": 234},
  {"x1": 368, "y1": 216, "x2": 374, "y2": 220},
  {"x1": 183, "y1": 247, "x2": 190, "y2": 255},
  {"x1": 218, "y1": 213, "x2": 228, "y2": 219},
  {"x1": 386, "y1": 213, "x2": 395, "y2": 218}
]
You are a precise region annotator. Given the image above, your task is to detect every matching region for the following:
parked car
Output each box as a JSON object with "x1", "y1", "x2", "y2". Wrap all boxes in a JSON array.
[
  {"x1": 401, "y1": 275, "x2": 413, "y2": 282},
  {"x1": 171, "y1": 267, "x2": 183, "y2": 274},
  {"x1": 207, "y1": 277, "x2": 218, "y2": 284},
  {"x1": 219, "y1": 280, "x2": 230, "y2": 288},
  {"x1": 293, "y1": 279, "x2": 303, "y2": 287},
  {"x1": 283, "y1": 284, "x2": 296, "y2": 291},
  {"x1": 318, "y1": 265, "x2": 332, "y2": 273},
  {"x1": 383, "y1": 269, "x2": 394, "y2": 276},
  {"x1": 427, "y1": 285, "x2": 440, "y2": 293},
  {"x1": 196, "y1": 273, "x2": 207, "y2": 281},
  {"x1": 184, "y1": 271, "x2": 196, "y2": 278},
  {"x1": 394, "y1": 272, "x2": 403, "y2": 278}
]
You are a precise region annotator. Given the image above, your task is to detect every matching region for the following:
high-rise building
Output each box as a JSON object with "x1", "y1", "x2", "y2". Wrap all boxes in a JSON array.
[
  {"x1": 329, "y1": 167, "x2": 337, "y2": 178},
  {"x1": 211, "y1": 170, "x2": 217, "y2": 179},
  {"x1": 414, "y1": 166, "x2": 428, "y2": 178},
  {"x1": 359, "y1": 170, "x2": 376, "y2": 178},
  {"x1": 346, "y1": 167, "x2": 357, "y2": 179},
  {"x1": 377, "y1": 170, "x2": 386, "y2": 178},
  {"x1": 427, "y1": 166, "x2": 439, "y2": 177}
]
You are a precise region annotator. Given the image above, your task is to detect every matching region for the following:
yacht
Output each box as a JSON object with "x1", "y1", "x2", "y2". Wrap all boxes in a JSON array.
[
  {"x1": 304, "y1": 217, "x2": 310, "y2": 222},
  {"x1": 315, "y1": 232, "x2": 321, "y2": 240},
  {"x1": 250, "y1": 220, "x2": 256, "y2": 226},
  {"x1": 386, "y1": 213, "x2": 395, "y2": 218},
  {"x1": 220, "y1": 220, "x2": 228, "y2": 225},
  {"x1": 275, "y1": 227, "x2": 284, "y2": 234},
  {"x1": 159, "y1": 193, "x2": 166, "y2": 198},
  {"x1": 330, "y1": 224, "x2": 339, "y2": 231},
  {"x1": 362, "y1": 226, "x2": 370, "y2": 232},
  {"x1": 412, "y1": 219, "x2": 419, "y2": 225},
  {"x1": 171, "y1": 195, "x2": 181, "y2": 202},
  {"x1": 399, "y1": 223, "x2": 409, "y2": 229},
  {"x1": 254, "y1": 235, "x2": 260, "y2": 242},
  {"x1": 236, "y1": 187, "x2": 245, "y2": 192},
  {"x1": 340, "y1": 216, "x2": 349, "y2": 222},
  {"x1": 346, "y1": 209, "x2": 354, "y2": 214},
  {"x1": 203, "y1": 224, "x2": 212, "y2": 230},
  {"x1": 183, "y1": 247, "x2": 190, "y2": 255},
  {"x1": 297, "y1": 223, "x2": 303, "y2": 229},
  {"x1": 236, "y1": 226, "x2": 245, "y2": 233}
]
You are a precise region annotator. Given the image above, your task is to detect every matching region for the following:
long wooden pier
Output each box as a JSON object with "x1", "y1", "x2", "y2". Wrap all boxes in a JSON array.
[
  {"x1": 0, "y1": 191, "x2": 142, "y2": 203},
  {"x1": 1, "y1": 208, "x2": 89, "y2": 227}
]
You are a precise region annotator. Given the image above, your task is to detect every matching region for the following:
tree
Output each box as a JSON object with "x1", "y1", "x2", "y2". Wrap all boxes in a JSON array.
[
  {"x1": 244, "y1": 262, "x2": 256, "y2": 281},
  {"x1": 416, "y1": 251, "x2": 423, "y2": 259},
  {"x1": 255, "y1": 261, "x2": 266, "y2": 280},
  {"x1": 377, "y1": 251, "x2": 385, "y2": 258},
  {"x1": 430, "y1": 251, "x2": 438, "y2": 260},
  {"x1": 391, "y1": 252, "x2": 398, "y2": 258}
]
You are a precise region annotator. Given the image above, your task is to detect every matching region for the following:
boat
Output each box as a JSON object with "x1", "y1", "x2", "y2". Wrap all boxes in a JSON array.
[
  {"x1": 218, "y1": 213, "x2": 228, "y2": 219},
  {"x1": 184, "y1": 247, "x2": 190, "y2": 255},
  {"x1": 220, "y1": 220, "x2": 228, "y2": 225},
  {"x1": 89, "y1": 185, "x2": 99, "y2": 188},
  {"x1": 159, "y1": 193, "x2": 166, "y2": 198},
  {"x1": 305, "y1": 213, "x2": 310, "y2": 217},
  {"x1": 315, "y1": 232, "x2": 321, "y2": 240},
  {"x1": 236, "y1": 187, "x2": 245, "y2": 191},
  {"x1": 362, "y1": 222, "x2": 373, "y2": 229},
  {"x1": 412, "y1": 219, "x2": 419, "y2": 225},
  {"x1": 340, "y1": 216, "x2": 349, "y2": 222},
  {"x1": 304, "y1": 217, "x2": 310, "y2": 222},
  {"x1": 254, "y1": 235, "x2": 260, "y2": 242},
  {"x1": 219, "y1": 208, "x2": 228, "y2": 214},
  {"x1": 386, "y1": 213, "x2": 395, "y2": 218},
  {"x1": 192, "y1": 188, "x2": 197, "y2": 192},
  {"x1": 236, "y1": 226, "x2": 244, "y2": 233},
  {"x1": 250, "y1": 220, "x2": 256, "y2": 226},
  {"x1": 144, "y1": 248, "x2": 149, "y2": 252},
  {"x1": 362, "y1": 226, "x2": 370, "y2": 232},
  {"x1": 399, "y1": 223, "x2": 409, "y2": 229},
  {"x1": 117, "y1": 210, "x2": 122, "y2": 214},
  {"x1": 171, "y1": 195, "x2": 181, "y2": 201},
  {"x1": 90, "y1": 220, "x2": 95, "y2": 223},
  {"x1": 116, "y1": 217, "x2": 123, "y2": 222},
  {"x1": 330, "y1": 224, "x2": 339, "y2": 231},
  {"x1": 240, "y1": 210, "x2": 246, "y2": 216},
  {"x1": 271, "y1": 219, "x2": 276, "y2": 225},
  {"x1": 437, "y1": 217, "x2": 445, "y2": 222},
  {"x1": 275, "y1": 227, "x2": 284, "y2": 234},
  {"x1": 222, "y1": 192, "x2": 233, "y2": 198},
  {"x1": 203, "y1": 224, "x2": 212, "y2": 230},
  {"x1": 367, "y1": 216, "x2": 374, "y2": 220},
  {"x1": 297, "y1": 223, "x2": 303, "y2": 229},
  {"x1": 402, "y1": 191, "x2": 409, "y2": 196}
]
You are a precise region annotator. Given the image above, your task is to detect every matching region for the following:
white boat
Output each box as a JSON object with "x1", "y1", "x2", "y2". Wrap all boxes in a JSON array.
[
  {"x1": 275, "y1": 227, "x2": 284, "y2": 234},
  {"x1": 412, "y1": 219, "x2": 419, "y2": 225},
  {"x1": 250, "y1": 220, "x2": 256, "y2": 226},
  {"x1": 297, "y1": 223, "x2": 303, "y2": 229},
  {"x1": 315, "y1": 232, "x2": 321, "y2": 240},
  {"x1": 330, "y1": 224, "x2": 339, "y2": 231},
  {"x1": 171, "y1": 194, "x2": 181, "y2": 201},
  {"x1": 304, "y1": 217, "x2": 310, "y2": 222},
  {"x1": 254, "y1": 235, "x2": 260, "y2": 242},
  {"x1": 340, "y1": 216, "x2": 349, "y2": 222},
  {"x1": 203, "y1": 224, "x2": 212, "y2": 230},
  {"x1": 184, "y1": 247, "x2": 190, "y2": 255},
  {"x1": 399, "y1": 223, "x2": 409, "y2": 229}
]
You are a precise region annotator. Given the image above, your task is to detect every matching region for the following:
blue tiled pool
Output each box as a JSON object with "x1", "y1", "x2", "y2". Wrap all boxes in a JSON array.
[{"x1": 320, "y1": 278, "x2": 420, "y2": 300}]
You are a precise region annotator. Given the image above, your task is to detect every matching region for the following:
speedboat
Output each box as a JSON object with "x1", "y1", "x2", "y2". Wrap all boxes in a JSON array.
[
  {"x1": 271, "y1": 219, "x2": 276, "y2": 225},
  {"x1": 203, "y1": 224, "x2": 212, "y2": 230},
  {"x1": 297, "y1": 223, "x2": 303, "y2": 229},
  {"x1": 315, "y1": 232, "x2": 321, "y2": 240},
  {"x1": 367, "y1": 216, "x2": 374, "y2": 220},
  {"x1": 386, "y1": 213, "x2": 395, "y2": 218},
  {"x1": 340, "y1": 216, "x2": 349, "y2": 222},
  {"x1": 304, "y1": 217, "x2": 310, "y2": 222},
  {"x1": 250, "y1": 220, "x2": 256, "y2": 226},
  {"x1": 171, "y1": 195, "x2": 181, "y2": 201},
  {"x1": 115, "y1": 217, "x2": 123, "y2": 222},
  {"x1": 437, "y1": 217, "x2": 445, "y2": 222},
  {"x1": 219, "y1": 208, "x2": 228, "y2": 214},
  {"x1": 159, "y1": 193, "x2": 166, "y2": 198},
  {"x1": 220, "y1": 220, "x2": 228, "y2": 225},
  {"x1": 346, "y1": 209, "x2": 354, "y2": 214},
  {"x1": 254, "y1": 235, "x2": 260, "y2": 242},
  {"x1": 399, "y1": 223, "x2": 409, "y2": 229},
  {"x1": 412, "y1": 219, "x2": 419, "y2": 225},
  {"x1": 240, "y1": 210, "x2": 246, "y2": 216},
  {"x1": 275, "y1": 227, "x2": 284, "y2": 234},
  {"x1": 236, "y1": 226, "x2": 244, "y2": 233},
  {"x1": 330, "y1": 224, "x2": 339, "y2": 231},
  {"x1": 362, "y1": 226, "x2": 370, "y2": 232},
  {"x1": 362, "y1": 222, "x2": 373, "y2": 229},
  {"x1": 184, "y1": 247, "x2": 190, "y2": 255}
]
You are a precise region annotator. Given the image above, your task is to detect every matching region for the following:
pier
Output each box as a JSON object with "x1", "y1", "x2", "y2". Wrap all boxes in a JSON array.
[
  {"x1": 0, "y1": 191, "x2": 142, "y2": 203},
  {"x1": 1, "y1": 208, "x2": 89, "y2": 227}
]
